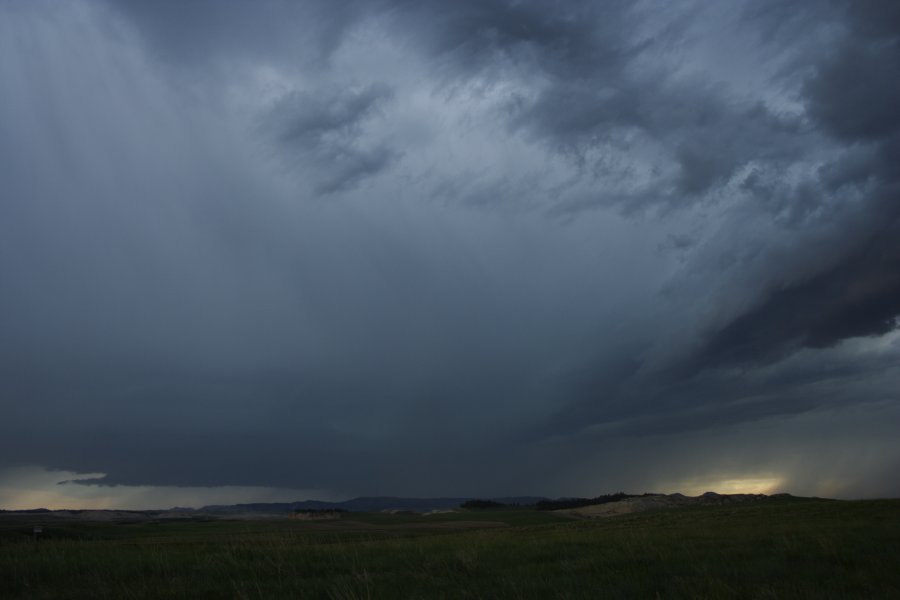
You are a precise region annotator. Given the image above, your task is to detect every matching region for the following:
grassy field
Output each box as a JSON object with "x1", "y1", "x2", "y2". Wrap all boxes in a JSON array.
[{"x1": 1, "y1": 499, "x2": 898, "y2": 599}]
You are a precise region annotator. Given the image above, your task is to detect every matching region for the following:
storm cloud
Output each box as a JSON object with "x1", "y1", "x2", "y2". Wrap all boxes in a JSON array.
[{"x1": 1, "y1": 0, "x2": 898, "y2": 507}]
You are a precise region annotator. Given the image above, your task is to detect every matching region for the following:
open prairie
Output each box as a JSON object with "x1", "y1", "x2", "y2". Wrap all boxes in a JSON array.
[{"x1": 1, "y1": 498, "x2": 898, "y2": 599}]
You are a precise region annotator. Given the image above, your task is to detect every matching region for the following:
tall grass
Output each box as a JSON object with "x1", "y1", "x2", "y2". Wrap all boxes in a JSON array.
[{"x1": 1, "y1": 500, "x2": 898, "y2": 599}]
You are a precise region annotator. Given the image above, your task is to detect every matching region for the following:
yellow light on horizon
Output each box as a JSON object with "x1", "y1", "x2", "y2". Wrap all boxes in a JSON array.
[{"x1": 667, "y1": 476, "x2": 784, "y2": 496}]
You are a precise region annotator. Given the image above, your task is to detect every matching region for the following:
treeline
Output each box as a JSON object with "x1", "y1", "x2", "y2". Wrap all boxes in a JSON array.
[
  {"x1": 460, "y1": 500, "x2": 514, "y2": 509},
  {"x1": 292, "y1": 508, "x2": 348, "y2": 515},
  {"x1": 460, "y1": 500, "x2": 532, "y2": 509},
  {"x1": 535, "y1": 493, "x2": 660, "y2": 511},
  {"x1": 461, "y1": 493, "x2": 662, "y2": 511}
]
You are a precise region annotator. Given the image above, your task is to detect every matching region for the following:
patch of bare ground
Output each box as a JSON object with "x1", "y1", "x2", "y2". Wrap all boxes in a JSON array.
[{"x1": 558, "y1": 492, "x2": 785, "y2": 518}]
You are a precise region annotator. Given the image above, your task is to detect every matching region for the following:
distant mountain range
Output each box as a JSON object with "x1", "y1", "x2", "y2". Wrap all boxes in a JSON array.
[
  {"x1": 199, "y1": 496, "x2": 549, "y2": 514},
  {"x1": 1, "y1": 492, "x2": 808, "y2": 517}
]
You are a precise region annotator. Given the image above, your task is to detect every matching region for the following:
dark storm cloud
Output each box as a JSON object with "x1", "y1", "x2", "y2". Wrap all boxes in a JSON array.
[
  {"x1": 395, "y1": 0, "x2": 634, "y2": 74},
  {"x1": 675, "y1": 1, "x2": 900, "y2": 373},
  {"x1": 502, "y1": 0, "x2": 900, "y2": 462},
  {"x1": 108, "y1": 0, "x2": 804, "y2": 208},
  {"x1": 264, "y1": 84, "x2": 398, "y2": 193},
  {"x1": 805, "y1": 42, "x2": 900, "y2": 143},
  {"x1": 394, "y1": 1, "x2": 818, "y2": 216},
  {"x1": 689, "y1": 227, "x2": 900, "y2": 369},
  {"x1": 2, "y1": 0, "x2": 900, "y2": 503}
]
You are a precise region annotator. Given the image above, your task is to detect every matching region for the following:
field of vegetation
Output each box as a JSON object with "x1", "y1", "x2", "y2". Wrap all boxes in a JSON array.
[{"x1": 1, "y1": 498, "x2": 898, "y2": 599}]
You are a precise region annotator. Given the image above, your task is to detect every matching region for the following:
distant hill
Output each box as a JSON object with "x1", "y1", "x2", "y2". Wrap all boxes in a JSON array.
[
  {"x1": 558, "y1": 492, "x2": 809, "y2": 518},
  {"x1": 200, "y1": 496, "x2": 548, "y2": 514}
]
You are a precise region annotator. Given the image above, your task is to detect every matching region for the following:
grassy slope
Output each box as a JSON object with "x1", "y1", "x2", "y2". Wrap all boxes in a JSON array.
[{"x1": 0, "y1": 499, "x2": 898, "y2": 599}]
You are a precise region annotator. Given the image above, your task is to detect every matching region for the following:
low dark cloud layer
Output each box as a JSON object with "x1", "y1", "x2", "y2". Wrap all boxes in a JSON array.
[{"x1": 1, "y1": 0, "x2": 898, "y2": 505}]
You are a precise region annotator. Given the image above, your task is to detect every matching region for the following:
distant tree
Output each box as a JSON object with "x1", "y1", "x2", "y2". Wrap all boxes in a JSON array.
[
  {"x1": 536, "y1": 493, "x2": 635, "y2": 511},
  {"x1": 460, "y1": 499, "x2": 507, "y2": 509}
]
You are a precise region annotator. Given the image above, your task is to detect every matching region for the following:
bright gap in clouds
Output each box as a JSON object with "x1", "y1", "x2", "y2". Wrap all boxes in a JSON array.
[{"x1": 0, "y1": 467, "x2": 341, "y2": 511}]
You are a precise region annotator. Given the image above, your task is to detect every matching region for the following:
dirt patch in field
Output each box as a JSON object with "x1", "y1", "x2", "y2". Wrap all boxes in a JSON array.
[{"x1": 558, "y1": 492, "x2": 777, "y2": 519}]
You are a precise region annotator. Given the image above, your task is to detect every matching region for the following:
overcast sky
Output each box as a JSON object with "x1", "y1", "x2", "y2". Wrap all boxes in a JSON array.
[{"x1": 1, "y1": 0, "x2": 899, "y2": 509}]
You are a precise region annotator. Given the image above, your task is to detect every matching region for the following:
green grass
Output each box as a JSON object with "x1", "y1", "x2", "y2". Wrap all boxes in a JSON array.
[{"x1": 1, "y1": 499, "x2": 898, "y2": 599}]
